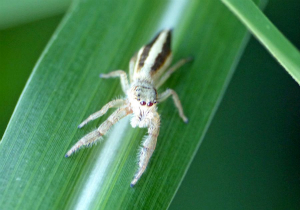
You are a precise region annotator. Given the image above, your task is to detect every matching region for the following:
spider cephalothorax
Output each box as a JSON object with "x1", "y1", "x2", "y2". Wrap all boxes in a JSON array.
[
  {"x1": 65, "y1": 29, "x2": 191, "y2": 187},
  {"x1": 130, "y1": 82, "x2": 157, "y2": 105}
]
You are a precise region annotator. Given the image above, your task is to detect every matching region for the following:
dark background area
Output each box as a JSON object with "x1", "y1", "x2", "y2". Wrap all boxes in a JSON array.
[
  {"x1": 171, "y1": 0, "x2": 300, "y2": 209},
  {"x1": 0, "y1": 0, "x2": 299, "y2": 209}
]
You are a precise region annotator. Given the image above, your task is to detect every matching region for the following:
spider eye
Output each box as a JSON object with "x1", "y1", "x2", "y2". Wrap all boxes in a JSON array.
[
  {"x1": 147, "y1": 102, "x2": 153, "y2": 107},
  {"x1": 140, "y1": 101, "x2": 146, "y2": 106}
]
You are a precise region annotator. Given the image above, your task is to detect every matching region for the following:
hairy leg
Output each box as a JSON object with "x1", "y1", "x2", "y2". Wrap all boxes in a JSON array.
[
  {"x1": 65, "y1": 106, "x2": 132, "y2": 157},
  {"x1": 131, "y1": 112, "x2": 160, "y2": 187},
  {"x1": 100, "y1": 70, "x2": 129, "y2": 93},
  {"x1": 78, "y1": 99, "x2": 127, "y2": 128},
  {"x1": 158, "y1": 89, "x2": 188, "y2": 123},
  {"x1": 155, "y1": 57, "x2": 193, "y2": 89}
]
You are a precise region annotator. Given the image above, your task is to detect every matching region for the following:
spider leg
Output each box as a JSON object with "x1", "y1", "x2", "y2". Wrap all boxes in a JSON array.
[
  {"x1": 131, "y1": 112, "x2": 160, "y2": 187},
  {"x1": 65, "y1": 106, "x2": 132, "y2": 157},
  {"x1": 100, "y1": 70, "x2": 129, "y2": 93},
  {"x1": 78, "y1": 99, "x2": 126, "y2": 128},
  {"x1": 155, "y1": 57, "x2": 193, "y2": 89},
  {"x1": 158, "y1": 89, "x2": 188, "y2": 123}
]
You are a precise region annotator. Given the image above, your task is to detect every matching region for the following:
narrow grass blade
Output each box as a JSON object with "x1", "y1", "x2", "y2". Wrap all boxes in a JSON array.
[
  {"x1": 222, "y1": 0, "x2": 300, "y2": 85},
  {"x1": 0, "y1": 0, "x2": 71, "y2": 29}
]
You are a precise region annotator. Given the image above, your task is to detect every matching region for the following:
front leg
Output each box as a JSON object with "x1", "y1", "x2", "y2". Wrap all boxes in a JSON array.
[
  {"x1": 78, "y1": 99, "x2": 127, "y2": 128},
  {"x1": 158, "y1": 89, "x2": 188, "y2": 123},
  {"x1": 131, "y1": 112, "x2": 160, "y2": 187},
  {"x1": 65, "y1": 106, "x2": 132, "y2": 157},
  {"x1": 100, "y1": 70, "x2": 129, "y2": 93}
]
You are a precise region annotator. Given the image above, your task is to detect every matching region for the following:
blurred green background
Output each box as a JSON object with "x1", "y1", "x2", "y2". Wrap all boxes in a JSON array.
[{"x1": 0, "y1": 0, "x2": 299, "y2": 209}]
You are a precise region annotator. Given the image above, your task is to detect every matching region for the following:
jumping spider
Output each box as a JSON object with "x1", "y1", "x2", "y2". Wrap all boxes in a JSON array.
[{"x1": 65, "y1": 29, "x2": 192, "y2": 187}]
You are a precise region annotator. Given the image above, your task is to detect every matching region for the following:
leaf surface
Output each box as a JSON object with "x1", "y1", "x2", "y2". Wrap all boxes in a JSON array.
[{"x1": 0, "y1": 0, "x2": 251, "y2": 209}]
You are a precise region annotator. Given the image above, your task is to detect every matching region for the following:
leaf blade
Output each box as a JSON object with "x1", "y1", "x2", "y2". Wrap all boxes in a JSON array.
[
  {"x1": 0, "y1": 0, "x2": 251, "y2": 209},
  {"x1": 222, "y1": 0, "x2": 300, "y2": 85}
]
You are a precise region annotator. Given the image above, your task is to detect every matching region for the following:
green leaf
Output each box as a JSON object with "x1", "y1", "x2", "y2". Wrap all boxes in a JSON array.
[
  {"x1": 0, "y1": 0, "x2": 251, "y2": 209},
  {"x1": 222, "y1": 0, "x2": 300, "y2": 85}
]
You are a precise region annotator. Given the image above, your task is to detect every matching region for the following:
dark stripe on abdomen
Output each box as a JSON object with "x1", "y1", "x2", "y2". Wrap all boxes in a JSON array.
[
  {"x1": 151, "y1": 30, "x2": 171, "y2": 73},
  {"x1": 138, "y1": 32, "x2": 160, "y2": 68}
]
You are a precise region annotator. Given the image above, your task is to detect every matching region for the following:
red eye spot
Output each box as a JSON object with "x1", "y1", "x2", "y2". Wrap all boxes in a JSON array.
[
  {"x1": 140, "y1": 101, "x2": 146, "y2": 106},
  {"x1": 147, "y1": 102, "x2": 153, "y2": 107}
]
